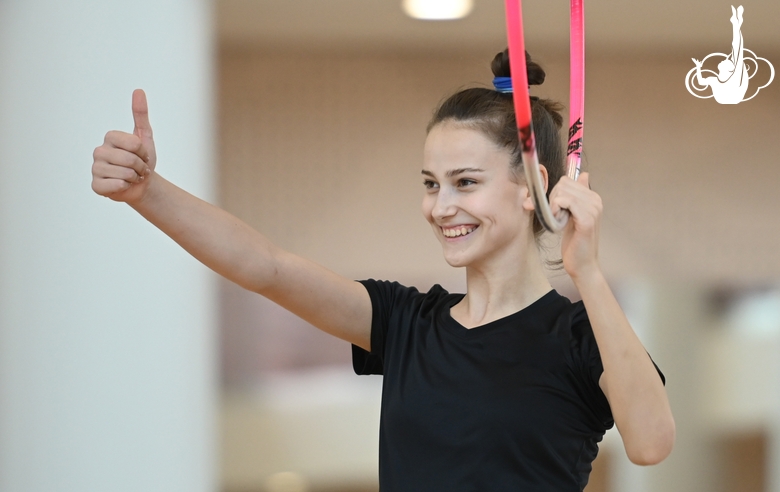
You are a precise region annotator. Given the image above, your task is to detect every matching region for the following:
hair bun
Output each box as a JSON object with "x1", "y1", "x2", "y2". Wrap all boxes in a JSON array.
[{"x1": 491, "y1": 49, "x2": 546, "y2": 86}]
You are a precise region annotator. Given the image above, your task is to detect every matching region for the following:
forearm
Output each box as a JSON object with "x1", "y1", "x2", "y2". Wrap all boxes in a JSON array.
[
  {"x1": 130, "y1": 173, "x2": 279, "y2": 292},
  {"x1": 573, "y1": 268, "x2": 675, "y2": 464}
]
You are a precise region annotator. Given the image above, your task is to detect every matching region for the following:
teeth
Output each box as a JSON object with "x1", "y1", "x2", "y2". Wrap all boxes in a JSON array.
[{"x1": 443, "y1": 226, "x2": 476, "y2": 238}]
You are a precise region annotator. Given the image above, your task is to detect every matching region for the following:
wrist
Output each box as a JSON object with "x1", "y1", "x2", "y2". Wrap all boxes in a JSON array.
[
  {"x1": 568, "y1": 262, "x2": 605, "y2": 288},
  {"x1": 129, "y1": 171, "x2": 162, "y2": 211}
]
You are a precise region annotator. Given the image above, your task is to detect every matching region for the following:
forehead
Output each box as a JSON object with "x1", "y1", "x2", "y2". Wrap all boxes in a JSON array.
[{"x1": 423, "y1": 122, "x2": 511, "y2": 174}]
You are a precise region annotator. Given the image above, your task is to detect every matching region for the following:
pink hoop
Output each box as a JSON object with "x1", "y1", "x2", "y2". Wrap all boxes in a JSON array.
[{"x1": 504, "y1": 0, "x2": 585, "y2": 232}]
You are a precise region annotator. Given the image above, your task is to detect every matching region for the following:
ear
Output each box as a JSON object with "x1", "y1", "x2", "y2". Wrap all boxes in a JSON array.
[{"x1": 522, "y1": 164, "x2": 549, "y2": 211}]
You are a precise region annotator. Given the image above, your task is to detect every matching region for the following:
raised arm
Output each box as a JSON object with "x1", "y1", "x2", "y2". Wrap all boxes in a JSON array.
[
  {"x1": 549, "y1": 174, "x2": 676, "y2": 465},
  {"x1": 92, "y1": 90, "x2": 372, "y2": 350}
]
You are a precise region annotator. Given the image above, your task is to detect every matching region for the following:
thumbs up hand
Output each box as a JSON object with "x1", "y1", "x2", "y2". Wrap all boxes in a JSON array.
[{"x1": 91, "y1": 89, "x2": 157, "y2": 203}]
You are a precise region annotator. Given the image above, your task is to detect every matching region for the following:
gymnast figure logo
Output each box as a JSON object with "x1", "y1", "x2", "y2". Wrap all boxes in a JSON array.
[{"x1": 685, "y1": 5, "x2": 774, "y2": 104}]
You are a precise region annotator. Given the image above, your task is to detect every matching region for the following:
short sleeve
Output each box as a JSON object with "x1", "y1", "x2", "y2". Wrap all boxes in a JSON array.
[
  {"x1": 351, "y1": 279, "x2": 420, "y2": 376},
  {"x1": 568, "y1": 301, "x2": 667, "y2": 427},
  {"x1": 567, "y1": 303, "x2": 612, "y2": 425}
]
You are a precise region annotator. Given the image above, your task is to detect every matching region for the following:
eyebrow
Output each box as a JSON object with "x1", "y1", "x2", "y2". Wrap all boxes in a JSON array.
[{"x1": 421, "y1": 167, "x2": 485, "y2": 178}]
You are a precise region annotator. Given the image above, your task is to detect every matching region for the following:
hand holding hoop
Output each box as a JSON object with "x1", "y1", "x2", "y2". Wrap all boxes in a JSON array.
[{"x1": 549, "y1": 172, "x2": 603, "y2": 279}]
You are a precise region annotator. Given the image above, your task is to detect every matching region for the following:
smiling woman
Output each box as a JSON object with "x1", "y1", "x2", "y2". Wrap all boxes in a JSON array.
[{"x1": 91, "y1": 47, "x2": 674, "y2": 491}]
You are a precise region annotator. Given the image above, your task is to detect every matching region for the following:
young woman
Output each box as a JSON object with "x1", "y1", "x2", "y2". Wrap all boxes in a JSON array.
[{"x1": 91, "y1": 50, "x2": 674, "y2": 491}]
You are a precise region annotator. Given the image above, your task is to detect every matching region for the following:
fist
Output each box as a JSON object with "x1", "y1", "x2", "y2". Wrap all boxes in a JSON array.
[{"x1": 91, "y1": 89, "x2": 157, "y2": 204}]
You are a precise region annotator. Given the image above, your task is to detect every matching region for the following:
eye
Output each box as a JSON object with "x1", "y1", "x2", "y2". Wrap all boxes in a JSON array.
[
  {"x1": 423, "y1": 179, "x2": 439, "y2": 190},
  {"x1": 457, "y1": 178, "x2": 477, "y2": 188}
]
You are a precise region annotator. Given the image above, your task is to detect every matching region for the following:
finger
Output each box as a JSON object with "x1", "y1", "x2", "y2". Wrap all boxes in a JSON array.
[
  {"x1": 552, "y1": 195, "x2": 598, "y2": 232},
  {"x1": 94, "y1": 145, "x2": 149, "y2": 177},
  {"x1": 132, "y1": 89, "x2": 153, "y2": 140},
  {"x1": 579, "y1": 172, "x2": 591, "y2": 190},
  {"x1": 549, "y1": 193, "x2": 569, "y2": 218},
  {"x1": 547, "y1": 176, "x2": 569, "y2": 215},
  {"x1": 92, "y1": 160, "x2": 145, "y2": 183},
  {"x1": 92, "y1": 177, "x2": 132, "y2": 196},
  {"x1": 549, "y1": 179, "x2": 601, "y2": 225},
  {"x1": 103, "y1": 131, "x2": 150, "y2": 163}
]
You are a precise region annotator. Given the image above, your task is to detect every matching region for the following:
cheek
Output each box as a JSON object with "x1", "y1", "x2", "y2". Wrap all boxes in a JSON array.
[
  {"x1": 482, "y1": 191, "x2": 528, "y2": 230},
  {"x1": 421, "y1": 196, "x2": 433, "y2": 222}
]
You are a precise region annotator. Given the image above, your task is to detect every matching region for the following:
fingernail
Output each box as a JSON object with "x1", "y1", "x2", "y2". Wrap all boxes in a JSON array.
[
  {"x1": 144, "y1": 167, "x2": 151, "y2": 176},
  {"x1": 139, "y1": 175, "x2": 145, "y2": 181}
]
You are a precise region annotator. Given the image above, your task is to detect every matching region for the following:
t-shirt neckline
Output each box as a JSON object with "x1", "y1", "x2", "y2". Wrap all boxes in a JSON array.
[{"x1": 442, "y1": 289, "x2": 560, "y2": 337}]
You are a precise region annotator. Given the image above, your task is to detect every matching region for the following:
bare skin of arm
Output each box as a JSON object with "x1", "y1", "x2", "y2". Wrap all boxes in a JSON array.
[
  {"x1": 550, "y1": 175, "x2": 675, "y2": 465},
  {"x1": 92, "y1": 90, "x2": 372, "y2": 350}
]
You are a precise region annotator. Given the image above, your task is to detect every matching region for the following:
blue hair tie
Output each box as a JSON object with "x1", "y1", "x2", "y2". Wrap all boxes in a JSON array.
[{"x1": 493, "y1": 76, "x2": 513, "y2": 93}]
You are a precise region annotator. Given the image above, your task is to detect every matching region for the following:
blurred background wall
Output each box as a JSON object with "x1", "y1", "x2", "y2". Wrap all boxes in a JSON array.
[{"x1": 1, "y1": 1, "x2": 778, "y2": 492}]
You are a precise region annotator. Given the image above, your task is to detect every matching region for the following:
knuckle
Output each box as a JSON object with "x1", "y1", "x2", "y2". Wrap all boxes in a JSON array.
[
  {"x1": 120, "y1": 151, "x2": 135, "y2": 167},
  {"x1": 130, "y1": 137, "x2": 143, "y2": 152},
  {"x1": 104, "y1": 130, "x2": 120, "y2": 144},
  {"x1": 122, "y1": 167, "x2": 137, "y2": 180}
]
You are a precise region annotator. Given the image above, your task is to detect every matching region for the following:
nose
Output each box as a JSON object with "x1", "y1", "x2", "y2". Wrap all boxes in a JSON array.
[{"x1": 431, "y1": 187, "x2": 457, "y2": 222}]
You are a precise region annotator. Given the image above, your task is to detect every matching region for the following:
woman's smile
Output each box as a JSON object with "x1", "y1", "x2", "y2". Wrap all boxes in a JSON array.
[{"x1": 441, "y1": 224, "x2": 479, "y2": 239}]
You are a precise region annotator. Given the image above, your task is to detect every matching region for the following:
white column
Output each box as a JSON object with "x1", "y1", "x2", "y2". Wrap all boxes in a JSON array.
[
  {"x1": 0, "y1": 2, "x2": 216, "y2": 492},
  {"x1": 608, "y1": 280, "x2": 653, "y2": 492}
]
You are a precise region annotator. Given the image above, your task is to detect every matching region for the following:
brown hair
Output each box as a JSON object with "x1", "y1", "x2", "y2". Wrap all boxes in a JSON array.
[{"x1": 427, "y1": 49, "x2": 566, "y2": 239}]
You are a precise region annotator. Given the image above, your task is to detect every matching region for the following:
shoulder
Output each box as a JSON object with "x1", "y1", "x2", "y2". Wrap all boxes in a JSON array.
[
  {"x1": 536, "y1": 295, "x2": 599, "y2": 367},
  {"x1": 557, "y1": 299, "x2": 597, "y2": 350},
  {"x1": 359, "y1": 279, "x2": 457, "y2": 313}
]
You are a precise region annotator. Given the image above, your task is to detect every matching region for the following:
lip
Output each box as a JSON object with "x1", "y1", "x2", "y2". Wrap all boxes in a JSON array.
[{"x1": 440, "y1": 224, "x2": 479, "y2": 241}]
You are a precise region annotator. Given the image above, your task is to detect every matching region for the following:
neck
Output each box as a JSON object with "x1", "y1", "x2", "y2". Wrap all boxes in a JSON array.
[{"x1": 453, "y1": 237, "x2": 553, "y2": 329}]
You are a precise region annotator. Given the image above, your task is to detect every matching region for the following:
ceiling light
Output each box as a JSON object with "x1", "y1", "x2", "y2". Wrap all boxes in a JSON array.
[{"x1": 402, "y1": 0, "x2": 474, "y2": 20}]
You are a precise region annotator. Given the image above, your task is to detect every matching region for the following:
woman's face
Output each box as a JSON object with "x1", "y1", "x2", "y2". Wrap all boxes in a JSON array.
[{"x1": 421, "y1": 121, "x2": 534, "y2": 269}]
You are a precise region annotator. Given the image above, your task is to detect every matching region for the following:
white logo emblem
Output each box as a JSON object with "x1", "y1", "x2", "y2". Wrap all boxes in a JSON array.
[{"x1": 685, "y1": 5, "x2": 774, "y2": 104}]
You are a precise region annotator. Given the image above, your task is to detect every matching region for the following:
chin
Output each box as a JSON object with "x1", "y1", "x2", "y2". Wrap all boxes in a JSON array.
[
  {"x1": 441, "y1": 250, "x2": 475, "y2": 269},
  {"x1": 443, "y1": 258, "x2": 467, "y2": 268}
]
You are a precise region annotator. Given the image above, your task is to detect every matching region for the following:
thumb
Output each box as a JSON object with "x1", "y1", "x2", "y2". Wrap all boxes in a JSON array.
[
  {"x1": 578, "y1": 172, "x2": 591, "y2": 190},
  {"x1": 132, "y1": 89, "x2": 153, "y2": 140}
]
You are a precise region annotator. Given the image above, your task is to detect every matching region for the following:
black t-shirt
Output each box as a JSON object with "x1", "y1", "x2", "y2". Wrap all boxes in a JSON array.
[{"x1": 352, "y1": 279, "x2": 665, "y2": 492}]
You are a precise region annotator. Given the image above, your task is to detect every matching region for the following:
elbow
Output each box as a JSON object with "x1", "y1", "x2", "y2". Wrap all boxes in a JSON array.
[{"x1": 626, "y1": 417, "x2": 676, "y2": 466}]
